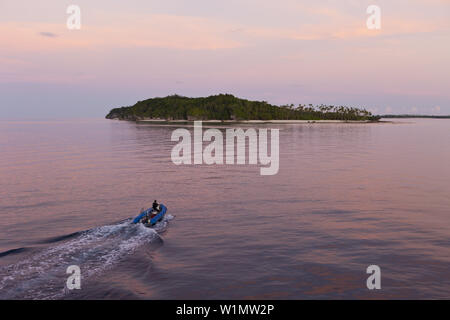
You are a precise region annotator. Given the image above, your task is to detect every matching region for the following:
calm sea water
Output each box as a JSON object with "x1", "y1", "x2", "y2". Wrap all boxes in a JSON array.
[{"x1": 0, "y1": 118, "x2": 449, "y2": 299}]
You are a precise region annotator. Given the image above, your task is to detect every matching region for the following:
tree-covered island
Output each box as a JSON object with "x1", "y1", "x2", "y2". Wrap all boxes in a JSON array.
[{"x1": 105, "y1": 94, "x2": 380, "y2": 122}]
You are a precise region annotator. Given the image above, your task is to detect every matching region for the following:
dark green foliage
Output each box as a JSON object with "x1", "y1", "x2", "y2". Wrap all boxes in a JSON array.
[{"x1": 105, "y1": 94, "x2": 379, "y2": 121}]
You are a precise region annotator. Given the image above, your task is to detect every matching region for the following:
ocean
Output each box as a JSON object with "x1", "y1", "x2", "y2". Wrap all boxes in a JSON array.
[{"x1": 0, "y1": 118, "x2": 449, "y2": 299}]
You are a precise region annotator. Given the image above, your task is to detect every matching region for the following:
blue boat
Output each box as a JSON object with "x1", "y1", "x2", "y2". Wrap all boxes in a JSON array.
[{"x1": 132, "y1": 204, "x2": 167, "y2": 226}]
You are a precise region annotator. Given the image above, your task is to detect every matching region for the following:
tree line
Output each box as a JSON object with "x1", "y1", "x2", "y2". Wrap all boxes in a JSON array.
[{"x1": 106, "y1": 94, "x2": 380, "y2": 121}]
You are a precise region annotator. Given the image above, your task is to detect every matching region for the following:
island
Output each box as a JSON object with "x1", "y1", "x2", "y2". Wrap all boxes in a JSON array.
[{"x1": 105, "y1": 94, "x2": 380, "y2": 122}]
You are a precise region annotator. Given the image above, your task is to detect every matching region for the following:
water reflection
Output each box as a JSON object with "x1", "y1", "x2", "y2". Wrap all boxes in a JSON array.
[{"x1": 0, "y1": 118, "x2": 449, "y2": 298}]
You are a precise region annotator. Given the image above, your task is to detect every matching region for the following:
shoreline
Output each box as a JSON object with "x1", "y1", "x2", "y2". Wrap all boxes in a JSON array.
[{"x1": 127, "y1": 119, "x2": 386, "y2": 124}]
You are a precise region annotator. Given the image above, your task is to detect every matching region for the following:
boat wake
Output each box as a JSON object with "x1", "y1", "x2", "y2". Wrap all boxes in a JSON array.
[{"x1": 0, "y1": 214, "x2": 173, "y2": 299}]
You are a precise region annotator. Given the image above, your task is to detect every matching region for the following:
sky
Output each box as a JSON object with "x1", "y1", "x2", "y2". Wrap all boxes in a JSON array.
[{"x1": 1, "y1": 0, "x2": 449, "y2": 119}]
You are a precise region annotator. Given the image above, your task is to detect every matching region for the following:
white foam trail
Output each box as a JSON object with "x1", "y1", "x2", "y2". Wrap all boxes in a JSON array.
[{"x1": 0, "y1": 215, "x2": 172, "y2": 299}]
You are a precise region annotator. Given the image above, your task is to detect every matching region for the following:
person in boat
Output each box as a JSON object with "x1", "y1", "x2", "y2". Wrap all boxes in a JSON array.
[{"x1": 152, "y1": 200, "x2": 160, "y2": 213}]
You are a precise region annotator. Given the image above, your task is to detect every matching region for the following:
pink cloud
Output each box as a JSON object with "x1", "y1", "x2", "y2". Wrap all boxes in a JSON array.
[{"x1": 0, "y1": 15, "x2": 243, "y2": 53}]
